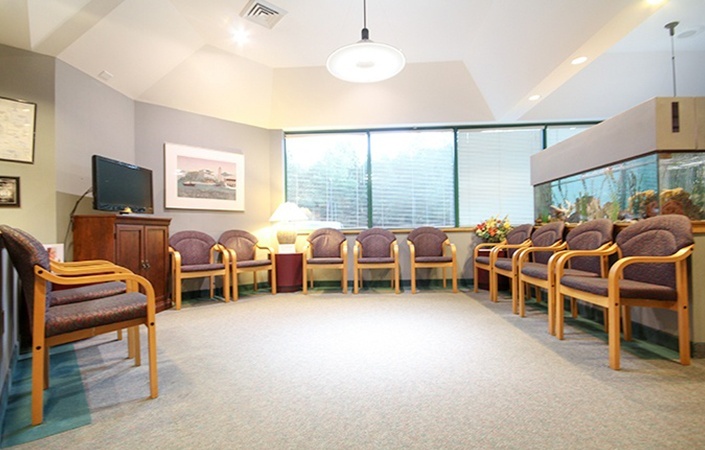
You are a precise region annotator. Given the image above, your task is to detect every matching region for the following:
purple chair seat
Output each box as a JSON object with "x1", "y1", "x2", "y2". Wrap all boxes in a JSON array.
[
  {"x1": 46, "y1": 292, "x2": 147, "y2": 337},
  {"x1": 307, "y1": 257, "x2": 344, "y2": 265},
  {"x1": 50, "y1": 281, "x2": 127, "y2": 306},
  {"x1": 560, "y1": 276, "x2": 677, "y2": 301},
  {"x1": 181, "y1": 263, "x2": 225, "y2": 272}
]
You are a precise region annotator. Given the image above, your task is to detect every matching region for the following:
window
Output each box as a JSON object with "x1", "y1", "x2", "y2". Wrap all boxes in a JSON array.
[
  {"x1": 370, "y1": 130, "x2": 455, "y2": 227},
  {"x1": 284, "y1": 122, "x2": 595, "y2": 229},
  {"x1": 285, "y1": 133, "x2": 368, "y2": 228},
  {"x1": 457, "y1": 128, "x2": 543, "y2": 226}
]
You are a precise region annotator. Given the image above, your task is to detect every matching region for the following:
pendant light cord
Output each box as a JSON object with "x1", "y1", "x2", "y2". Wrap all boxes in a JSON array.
[
  {"x1": 665, "y1": 21, "x2": 679, "y2": 97},
  {"x1": 361, "y1": 0, "x2": 369, "y2": 40}
]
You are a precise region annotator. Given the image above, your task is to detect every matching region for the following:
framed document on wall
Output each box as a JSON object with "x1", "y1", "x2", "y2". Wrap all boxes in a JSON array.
[{"x1": 0, "y1": 96, "x2": 36, "y2": 164}]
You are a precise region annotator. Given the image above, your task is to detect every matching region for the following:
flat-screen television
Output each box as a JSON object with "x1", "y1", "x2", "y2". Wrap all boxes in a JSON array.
[{"x1": 92, "y1": 155, "x2": 154, "y2": 214}]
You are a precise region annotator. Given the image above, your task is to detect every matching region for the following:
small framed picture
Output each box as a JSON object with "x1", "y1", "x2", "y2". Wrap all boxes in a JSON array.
[{"x1": 0, "y1": 176, "x2": 20, "y2": 207}]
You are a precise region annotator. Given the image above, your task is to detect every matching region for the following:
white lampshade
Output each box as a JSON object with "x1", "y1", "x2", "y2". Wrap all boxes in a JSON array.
[
  {"x1": 326, "y1": 38, "x2": 405, "y2": 83},
  {"x1": 269, "y1": 202, "x2": 308, "y2": 223}
]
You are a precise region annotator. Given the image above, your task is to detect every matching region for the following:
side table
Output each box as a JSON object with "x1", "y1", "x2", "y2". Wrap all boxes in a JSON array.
[{"x1": 275, "y1": 253, "x2": 303, "y2": 293}]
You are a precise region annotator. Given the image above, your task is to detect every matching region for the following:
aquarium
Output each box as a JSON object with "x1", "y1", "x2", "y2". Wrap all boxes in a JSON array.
[{"x1": 534, "y1": 152, "x2": 705, "y2": 222}]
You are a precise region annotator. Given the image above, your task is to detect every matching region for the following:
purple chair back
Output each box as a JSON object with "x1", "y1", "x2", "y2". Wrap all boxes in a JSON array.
[
  {"x1": 356, "y1": 228, "x2": 396, "y2": 258},
  {"x1": 617, "y1": 214, "x2": 693, "y2": 288},
  {"x1": 0, "y1": 225, "x2": 52, "y2": 318},
  {"x1": 307, "y1": 228, "x2": 345, "y2": 258},
  {"x1": 407, "y1": 227, "x2": 447, "y2": 258},
  {"x1": 219, "y1": 230, "x2": 257, "y2": 261},
  {"x1": 505, "y1": 224, "x2": 534, "y2": 258},
  {"x1": 530, "y1": 221, "x2": 565, "y2": 264},
  {"x1": 565, "y1": 219, "x2": 613, "y2": 274},
  {"x1": 169, "y1": 230, "x2": 216, "y2": 265}
]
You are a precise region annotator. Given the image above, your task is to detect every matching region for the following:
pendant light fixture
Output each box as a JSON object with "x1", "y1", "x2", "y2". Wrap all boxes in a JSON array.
[{"x1": 326, "y1": 0, "x2": 405, "y2": 83}]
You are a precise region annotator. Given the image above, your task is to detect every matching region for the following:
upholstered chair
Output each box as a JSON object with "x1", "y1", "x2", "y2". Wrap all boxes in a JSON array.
[
  {"x1": 474, "y1": 224, "x2": 533, "y2": 302},
  {"x1": 169, "y1": 230, "x2": 230, "y2": 309},
  {"x1": 517, "y1": 219, "x2": 613, "y2": 333},
  {"x1": 407, "y1": 227, "x2": 458, "y2": 294},
  {"x1": 554, "y1": 215, "x2": 694, "y2": 370},
  {"x1": 490, "y1": 222, "x2": 563, "y2": 307},
  {"x1": 0, "y1": 225, "x2": 158, "y2": 425},
  {"x1": 353, "y1": 228, "x2": 399, "y2": 294},
  {"x1": 218, "y1": 229, "x2": 276, "y2": 300},
  {"x1": 511, "y1": 220, "x2": 567, "y2": 316},
  {"x1": 302, "y1": 228, "x2": 348, "y2": 294}
]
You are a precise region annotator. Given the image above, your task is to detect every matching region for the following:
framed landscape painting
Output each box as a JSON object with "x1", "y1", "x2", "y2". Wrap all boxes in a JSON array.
[{"x1": 164, "y1": 143, "x2": 245, "y2": 211}]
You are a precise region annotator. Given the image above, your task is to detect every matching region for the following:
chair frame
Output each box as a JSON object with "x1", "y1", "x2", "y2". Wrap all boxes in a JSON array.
[
  {"x1": 408, "y1": 236, "x2": 458, "y2": 294},
  {"x1": 554, "y1": 243, "x2": 693, "y2": 370},
  {"x1": 219, "y1": 231, "x2": 277, "y2": 300},
  {"x1": 473, "y1": 241, "x2": 503, "y2": 294},
  {"x1": 30, "y1": 266, "x2": 158, "y2": 425},
  {"x1": 515, "y1": 241, "x2": 568, "y2": 317},
  {"x1": 353, "y1": 234, "x2": 400, "y2": 294},
  {"x1": 488, "y1": 239, "x2": 532, "y2": 303},
  {"x1": 169, "y1": 241, "x2": 230, "y2": 310},
  {"x1": 302, "y1": 231, "x2": 348, "y2": 294}
]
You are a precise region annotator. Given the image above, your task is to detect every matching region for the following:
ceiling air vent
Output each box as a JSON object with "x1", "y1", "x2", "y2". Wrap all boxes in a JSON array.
[{"x1": 240, "y1": 0, "x2": 287, "y2": 29}]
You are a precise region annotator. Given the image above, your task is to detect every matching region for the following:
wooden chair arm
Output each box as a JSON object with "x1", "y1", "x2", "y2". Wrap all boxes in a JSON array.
[
  {"x1": 168, "y1": 247, "x2": 182, "y2": 267},
  {"x1": 407, "y1": 240, "x2": 416, "y2": 261},
  {"x1": 36, "y1": 266, "x2": 155, "y2": 297},
  {"x1": 489, "y1": 239, "x2": 530, "y2": 265},
  {"x1": 51, "y1": 260, "x2": 132, "y2": 276},
  {"x1": 473, "y1": 241, "x2": 504, "y2": 259},
  {"x1": 517, "y1": 241, "x2": 568, "y2": 265}
]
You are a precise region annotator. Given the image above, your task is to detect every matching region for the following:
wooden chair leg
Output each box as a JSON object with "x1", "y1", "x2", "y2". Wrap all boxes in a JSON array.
[
  {"x1": 130, "y1": 327, "x2": 141, "y2": 367},
  {"x1": 608, "y1": 299, "x2": 621, "y2": 370},
  {"x1": 32, "y1": 339, "x2": 47, "y2": 425},
  {"x1": 342, "y1": 267, "x2": 348, "y2": 294},
  {"x1": 411, "y1": 265, "x2": 417, "y2": 294},
  {"x1": 473, "y1": 264, "x2": 479, "y2": 293},
  {"x1": 147, "y1": 322, "x2": 158, "y2": 399}
]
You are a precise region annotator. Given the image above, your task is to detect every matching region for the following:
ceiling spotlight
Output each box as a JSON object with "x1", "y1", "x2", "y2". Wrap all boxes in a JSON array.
[
  {"x1": 529, "y1": 94, "x2": 541, "y2": 101},
  {"x1": 326, "y1": 0, "x2": 405, "y2": 83},
  {"x1": 571, "y1": 56, "x2": 588, "y2": 65}
]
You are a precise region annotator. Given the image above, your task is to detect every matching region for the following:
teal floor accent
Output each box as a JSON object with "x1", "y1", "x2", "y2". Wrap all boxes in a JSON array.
[{"x1": 1, "y1": 344, "x2": 90, "y2": 448}]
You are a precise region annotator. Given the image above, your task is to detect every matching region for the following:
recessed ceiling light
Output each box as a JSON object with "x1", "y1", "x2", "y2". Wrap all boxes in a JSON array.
[
  {"x1": 646, "y1": 0, "x2": 666, "y2": 5},
  {"x1": 231, "y1": 28, "x2": 249, "y2": 45},
  {"x1": 529, "y1": 94, "x2": 541, "y2": 101},
  {"x1": 571, "y1": 56, "x2": 588, "y2": 65}
]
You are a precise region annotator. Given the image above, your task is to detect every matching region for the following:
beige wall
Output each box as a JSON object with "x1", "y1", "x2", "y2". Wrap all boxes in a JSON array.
[{"x1": 0, "y1": 44, "x2": 56, "y2": 242}]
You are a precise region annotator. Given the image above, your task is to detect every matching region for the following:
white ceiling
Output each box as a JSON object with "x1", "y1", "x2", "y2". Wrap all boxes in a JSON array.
[{"x1": 1, "y1": 0, "x2": 704, "y2": 129}]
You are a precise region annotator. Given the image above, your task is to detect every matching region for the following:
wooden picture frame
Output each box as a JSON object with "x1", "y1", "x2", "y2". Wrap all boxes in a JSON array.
[
  {"x1": 0, "y1": 176, "x2": 20, "y2": 207},
  {"x1": 164, "y1": 143, "x2": 245, "y2": 211},
  {"x1": 0, "y1": 96, "x2": 36, "y2": 163}
]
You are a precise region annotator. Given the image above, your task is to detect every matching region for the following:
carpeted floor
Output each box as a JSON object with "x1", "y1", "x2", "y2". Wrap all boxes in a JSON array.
[{"x1": 6, "y1": 289, "x2": 705, "y2": 449}]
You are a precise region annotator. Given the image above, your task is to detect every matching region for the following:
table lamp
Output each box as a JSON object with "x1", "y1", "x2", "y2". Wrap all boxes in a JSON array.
[{"x1": 269, "y1": 202, "x2": 308, "y2": 253}]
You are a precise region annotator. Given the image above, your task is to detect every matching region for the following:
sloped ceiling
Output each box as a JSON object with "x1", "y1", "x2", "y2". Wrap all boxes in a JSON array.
[{"x1": 1, "y1": 0, "x2": 704, "y2": 129}]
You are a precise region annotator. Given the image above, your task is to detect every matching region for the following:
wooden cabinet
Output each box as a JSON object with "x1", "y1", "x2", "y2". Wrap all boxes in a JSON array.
[{"x1": 73, "y1": 214, "x2": 172, "y2": 311}]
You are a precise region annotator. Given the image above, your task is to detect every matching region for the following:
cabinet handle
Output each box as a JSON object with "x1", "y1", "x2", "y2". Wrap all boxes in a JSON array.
[{"x1": 144, "y1": 261, "x2": 151, "y2": 270}]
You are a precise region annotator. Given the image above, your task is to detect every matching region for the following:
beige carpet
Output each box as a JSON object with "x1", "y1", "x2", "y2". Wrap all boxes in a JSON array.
[{"x1": 15, "y1": 289, "x2": 705, "y2": 449}]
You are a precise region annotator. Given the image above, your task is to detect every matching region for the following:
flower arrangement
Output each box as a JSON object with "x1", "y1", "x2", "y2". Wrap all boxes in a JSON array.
[{"x1": 475, "y1": 215, "x2": 512, "y2": 243}]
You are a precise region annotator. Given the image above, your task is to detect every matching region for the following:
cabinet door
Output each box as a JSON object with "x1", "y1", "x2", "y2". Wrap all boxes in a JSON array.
[
  {"x1": 115, "y1": 224, "x2": 145, "y2": 275},
  {"x1": 144, "y1": 225, "x2": 170, "y2": 307}
]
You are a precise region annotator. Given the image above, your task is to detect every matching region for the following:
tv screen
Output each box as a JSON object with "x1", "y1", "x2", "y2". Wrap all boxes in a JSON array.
[{"x1": 92, "y1": 155, "x2": 154, "y2": 214}]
